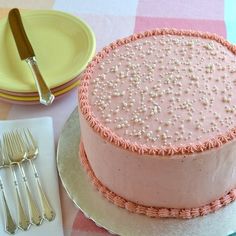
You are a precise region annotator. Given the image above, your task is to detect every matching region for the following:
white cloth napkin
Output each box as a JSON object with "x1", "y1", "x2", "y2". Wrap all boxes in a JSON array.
[{"x1": 0, "y1": 117, "x2": 63, "y2": 236}]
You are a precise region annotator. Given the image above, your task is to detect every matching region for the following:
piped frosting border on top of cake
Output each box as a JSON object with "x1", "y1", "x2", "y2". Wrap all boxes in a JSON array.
[{"x1": 79, "y1": 28, "x2": 236, "y2": 156}]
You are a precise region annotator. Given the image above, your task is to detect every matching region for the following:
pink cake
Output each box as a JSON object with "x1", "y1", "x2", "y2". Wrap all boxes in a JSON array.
[{"x1": 78, "y1": 29, "x2": 236, "y2": 219}]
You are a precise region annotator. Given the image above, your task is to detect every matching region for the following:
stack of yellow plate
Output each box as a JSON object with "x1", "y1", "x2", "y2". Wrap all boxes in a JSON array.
[{"x1": 0, "y1": 10, "x2": 96, "y2": 104}]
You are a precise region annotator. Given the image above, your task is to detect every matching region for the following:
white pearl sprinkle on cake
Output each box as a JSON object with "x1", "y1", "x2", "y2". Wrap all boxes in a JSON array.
[{"x1": 89, "y1": 35, "x2": 236, "y2": 146}]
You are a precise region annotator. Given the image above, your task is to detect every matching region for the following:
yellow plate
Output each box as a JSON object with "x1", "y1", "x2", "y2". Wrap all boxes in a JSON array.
[
  {"x1": 0, "y1": 10, "x2": 95, "y2": 93},
  {"x1": 0, "y1": 79, "x2": 79, "y2": 102}
]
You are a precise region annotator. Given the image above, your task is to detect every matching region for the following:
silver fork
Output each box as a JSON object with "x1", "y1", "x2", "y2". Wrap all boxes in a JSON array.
[
  {"x1": 2, "y1": 134, "x2": 30, "y2": 231},
  {"x1": 0, "y1": 141, "x2": 17, "y2": 235},
  {"x1": 21, "y1": 129, "x2": 55, "y2": 221},
  {"x1": 7, "y1": 131, "x2": 43, "y2": 226},
  {"x1": 4, "y1": 131, "x2": 43, "y2": 227}
]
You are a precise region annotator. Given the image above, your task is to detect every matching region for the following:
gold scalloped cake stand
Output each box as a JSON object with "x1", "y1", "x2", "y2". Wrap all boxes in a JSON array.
[{"x1": 57, "y1": 108, "x2": 236, "y2": 236}]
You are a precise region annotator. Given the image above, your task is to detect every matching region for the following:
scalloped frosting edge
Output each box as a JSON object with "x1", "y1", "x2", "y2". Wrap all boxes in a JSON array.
[
  {"x1": 79, "y1": 28, "x2": 236, "y2": 157},
  {"x1": 79, "y1": 141, "x2": 236, "y2": 219}
]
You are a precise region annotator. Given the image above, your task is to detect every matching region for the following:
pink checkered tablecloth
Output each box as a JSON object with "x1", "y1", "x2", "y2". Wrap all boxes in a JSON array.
[{"x1": 1, "y1": 1, "x2": 236, "y2": 235}]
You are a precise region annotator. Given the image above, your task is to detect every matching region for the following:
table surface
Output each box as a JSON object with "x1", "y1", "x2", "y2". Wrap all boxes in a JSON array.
[{"x1": 0, "y1": 1, "x2": 236, "y2": 235}]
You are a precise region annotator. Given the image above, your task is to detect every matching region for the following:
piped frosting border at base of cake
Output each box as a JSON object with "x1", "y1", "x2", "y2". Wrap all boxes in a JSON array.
[
  {"x1": 79, "y1": 28, "x2": 236, "y2": 156},
  {"x1": 79, "y1": 141, "x2": 236, "y2": 219}
]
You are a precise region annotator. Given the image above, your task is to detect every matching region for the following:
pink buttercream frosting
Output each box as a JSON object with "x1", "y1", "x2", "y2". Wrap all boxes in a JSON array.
[
  {"x1": 78, "y1": 29, "x2": 236, "y2": 218},
  {"x1": 80, "y1": 141, "x2": 236, "y2": 219},
  {"x1": 79, "y1": 28, "x2": 236, "y2": 156}
]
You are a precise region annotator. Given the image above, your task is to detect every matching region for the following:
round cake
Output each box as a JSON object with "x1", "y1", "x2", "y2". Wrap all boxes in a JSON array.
[{"x1": 78, "y1": 29, "x2": 236, "y2": 219}]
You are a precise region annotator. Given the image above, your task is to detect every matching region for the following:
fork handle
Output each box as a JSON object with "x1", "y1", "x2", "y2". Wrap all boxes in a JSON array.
[
  {"x1": 30, "y1": 161, "x2": 55, "y2": 221},
  {"x1": 10, "y1": 167, "x2": 30, "y2": 231},
  {"x1": 19, "y1": 164, "x2": 43, "y2": 226},
  {"x1": 36, "y1": 179, "x2": 55, "y2": 221},
  {"x1": 24, "y1": 182, "x2": 43, "y2": 226},
  {"x1": 15, "y1": 183, "x2": 30, "y2": 231},
  {"x1": 0, "y1": 177, "x2": 17, "y2": 234}
]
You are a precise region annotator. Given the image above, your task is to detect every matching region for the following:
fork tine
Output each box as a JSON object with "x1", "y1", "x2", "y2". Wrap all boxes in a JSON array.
[
  {"x1": 0, "y1": 139, "x2": 3, "y2": 155},
  {"x1": 9, "y1": 132, "x2": 18, "y2": 156},
  {"x1": 21, "y1": 130, "x2": 30, "y2": 149},
  {"x1": 25, "y1": 129, "x2": 37, "y2": 149},
  {"x1": 2, "y1": 136, "x2": 10, "y2": 166},
  {"x1": 3, "y1": 134, "x2": 12, "y2": 158},
  {"x1": 7, "y1": 133, "x2": 14, "y2": 154},
  {"x1": 23, "y1": 130, "x2": 30, "y2": 150},
  {"x1": 9, "y1": 131, "x2": 23, "y2": 156},
  {"x1": 2, "y1": 134, "x2": 7, "y2": 155},
  {"x1": 9, "y1": 132, "x2": 19, "y2": 154},
  {"x1": 13, "y1": 130, "x2": 25, "y2": 154},
  {"x1": 12, "y1": 131, "x2": 20, "y2": 150},
  {"x1": 0, "y1": 141, "x2": 3, "y2": 167},
  {"x1": 19, "y1": 130, "x2": 30, "y2": 152},
  {"x1": 11, "y1": 131, "x2": 23, "y2": 158}
]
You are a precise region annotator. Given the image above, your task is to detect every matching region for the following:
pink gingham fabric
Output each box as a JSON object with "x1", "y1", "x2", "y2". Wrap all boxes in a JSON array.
[{"x1": 1, "y1": 0, "x2": 236, "y2": 235}]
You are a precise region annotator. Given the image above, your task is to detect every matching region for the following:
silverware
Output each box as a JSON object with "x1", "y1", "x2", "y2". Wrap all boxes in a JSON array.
[
  {"x1": 8, "y1": 8, "x2": 54, "y2": 106},
  {"x1": 20, "y1": 129, "x2": 55, "y2": 222},
  {"x1": 3, "y1": 132, "x2": 43, "y2": 227},
  {"x1": 3, "y1": 133, "x2": 31, "y2": 231},
  {"x1": 0, "y1": 141, "x2": 17, "y2": 235}
]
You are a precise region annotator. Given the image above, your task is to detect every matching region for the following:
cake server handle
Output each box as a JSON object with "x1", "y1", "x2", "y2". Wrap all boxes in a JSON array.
[{"x1": 26, "y1": 57, "x2": 54, "y2": 106}]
